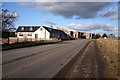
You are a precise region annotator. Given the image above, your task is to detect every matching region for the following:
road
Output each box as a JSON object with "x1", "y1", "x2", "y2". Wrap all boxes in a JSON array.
[{"x1": 2, "y1": 39, "x2": 91, "y2": 78}]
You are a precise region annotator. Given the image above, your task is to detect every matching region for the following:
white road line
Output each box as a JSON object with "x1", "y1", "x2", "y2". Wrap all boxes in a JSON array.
[{"x1": 78, "y1": 42, "x2": 92, "y2": 63}]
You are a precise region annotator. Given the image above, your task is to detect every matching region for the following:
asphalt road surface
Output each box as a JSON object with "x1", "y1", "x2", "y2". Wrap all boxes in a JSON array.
[{"x1": 2, "y1": 39, "x2": 91, "y2": 78}]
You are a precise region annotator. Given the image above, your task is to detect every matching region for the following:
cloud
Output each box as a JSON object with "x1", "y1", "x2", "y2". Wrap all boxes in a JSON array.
[
  {"x1": 67, "y1": 22, "x2": 118, "y2": 31},
  {"x1": 42, "y1": 19, "x2": 57, "y2": 25},
  {"x1": 99, "y1": 8, "x2": 118, "y2": 20},
  {"x1": 3, "y1": 0, "x2": 118, "y2": 2},
  {"x1": 19, "y1": 2, "x2": 112, "y2": 19}
]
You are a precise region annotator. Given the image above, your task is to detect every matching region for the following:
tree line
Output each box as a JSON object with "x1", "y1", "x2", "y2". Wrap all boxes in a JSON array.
[{"x1": 94, "y1": 33, "x2": 115, "y2": 39}]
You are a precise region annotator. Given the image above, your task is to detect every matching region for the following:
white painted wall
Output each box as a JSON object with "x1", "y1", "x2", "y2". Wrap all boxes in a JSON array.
[
  {"x1": 33, "y1": 26, "x2": 50, "y2": 39},
  {"x1": 17, "y1": 32, "x2": 33, "y2": 38}
]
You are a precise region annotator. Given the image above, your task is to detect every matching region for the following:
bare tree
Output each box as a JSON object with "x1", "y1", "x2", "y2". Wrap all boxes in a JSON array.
[
  {"x1": 0, "y1": 9, "x2": 18, "y2": 32},
  {"x1": 0, "y1": 9, "x2": 18, "y2": 44}
]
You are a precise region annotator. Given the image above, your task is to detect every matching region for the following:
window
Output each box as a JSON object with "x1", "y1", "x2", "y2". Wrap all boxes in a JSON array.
[
  {"x1": 75, "y1": 34, "x2": 76, "y2": 38},
  {"x1": 28, "y1": 33, "x2": 32, "y2": 36},
  {"x1": 30, "y1": 27, "x2": 33, "y2": 30},
  {"x1": 52, "y1": 34, "x2": 55, "y2": 38},
  {"x1": 19, "y1": 33, "x2": 23, "y2": 36},
  {"x1": 21, "y1": 27, "x2": 24, "y2": 30},
  {"x1": 40, "y1": 28, "x2": 43, "y2": 31}
]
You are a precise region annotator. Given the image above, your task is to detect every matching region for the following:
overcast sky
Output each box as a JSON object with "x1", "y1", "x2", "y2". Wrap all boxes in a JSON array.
[{"x1": 2, "y1": 2, "x2": 119, "y2": 36}]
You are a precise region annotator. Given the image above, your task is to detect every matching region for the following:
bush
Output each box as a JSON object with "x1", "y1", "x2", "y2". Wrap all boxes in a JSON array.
[
  {"x1": 102, "y1": 33, "x2": 108, "y2": 38},
  {"x1": 94, "y1": 34, "x2": 101, "y2": 39},
  {"x1": 2, "y1": 32, "x2": 16, "y2": 38}
]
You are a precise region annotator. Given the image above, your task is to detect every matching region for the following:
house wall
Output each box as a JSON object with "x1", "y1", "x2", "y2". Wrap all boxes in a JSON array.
[
  {"x1": 33, "y1": 26, "x2": 50, "y2": 39},
  {"x1": 85, "y1": 33, "x2": 90, "y2": 39},
  {"x1": 85, "y1": 33, "x2": 94, "y2": 39},
  {"x1": 73, "y1": 32, "x2": 78, "y2": 38},
  {"x1": 17, "y1": 32, "x2": 33, "y2": 38}
]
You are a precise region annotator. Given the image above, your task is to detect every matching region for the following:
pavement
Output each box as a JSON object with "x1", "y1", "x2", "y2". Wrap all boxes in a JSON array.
[
  {"x1": 64, "y1": 41, "x2": 105, "y2": 78},
  {"x1": 2, "y1": 39, "x2": 91, "y2": 78}
]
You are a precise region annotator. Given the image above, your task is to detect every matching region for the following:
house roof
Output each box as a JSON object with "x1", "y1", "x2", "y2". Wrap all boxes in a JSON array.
[
  {"x1": 16, "y1": 26, "x2": 40, "y2": 32},
  {"x1": 16, "y1": 26, "x2": 68, "y2": 36}
]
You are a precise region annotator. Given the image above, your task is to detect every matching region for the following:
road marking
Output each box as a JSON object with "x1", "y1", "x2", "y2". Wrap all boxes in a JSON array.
[{"x1": 78, "y1": 42, "x2": 92, "y2": 63}]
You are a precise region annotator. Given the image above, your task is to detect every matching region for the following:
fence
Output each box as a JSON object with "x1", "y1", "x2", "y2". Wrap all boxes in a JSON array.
[{"x1": 1, "y1": 37, "x2": 60, "y2": 44}]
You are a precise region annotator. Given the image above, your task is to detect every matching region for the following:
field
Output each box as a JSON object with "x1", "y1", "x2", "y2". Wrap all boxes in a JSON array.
[
  {"x1": 96, "y1": 38, "x2": 119, "y2": 78},
  {"x1": 0, "y1": 37, "x2": 62, "y2": 44},
  {"x1": 1, "y1": 37, "x2": 62, "y2": 50}
]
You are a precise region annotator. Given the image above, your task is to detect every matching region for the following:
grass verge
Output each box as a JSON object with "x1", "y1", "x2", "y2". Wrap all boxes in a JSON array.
[{"x1": 96, "y1": 38, "x2": 119, "y2": 79}]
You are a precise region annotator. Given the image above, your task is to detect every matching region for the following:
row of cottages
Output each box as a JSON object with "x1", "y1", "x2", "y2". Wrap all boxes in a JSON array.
[
  {"x1": 56, "y1": 27, "x2": 94, "y2": 39},
  {"x1": 84, "y1": 33, "x2": 95, "y2": 39},
  {"x1": 16, "y1": 26, "x2": 69, "y2": 40}
]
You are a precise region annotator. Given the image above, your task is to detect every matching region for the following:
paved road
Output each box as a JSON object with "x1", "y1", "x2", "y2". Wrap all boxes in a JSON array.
[{"x1": 2, "y1": 39, "x2": 91, "y2": 78}]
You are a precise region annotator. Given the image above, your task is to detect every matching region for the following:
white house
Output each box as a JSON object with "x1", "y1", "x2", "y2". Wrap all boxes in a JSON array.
[{"x1": 16, "y1": 26, "x2": 69, "y2": 40}]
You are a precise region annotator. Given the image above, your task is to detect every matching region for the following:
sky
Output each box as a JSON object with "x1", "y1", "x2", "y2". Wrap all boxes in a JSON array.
[{"x1": 2, "y1": 1, "x2": 119, "y2": 36}]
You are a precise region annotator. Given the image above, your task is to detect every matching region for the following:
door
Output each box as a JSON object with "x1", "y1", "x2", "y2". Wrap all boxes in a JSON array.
[{"x1": 35, "y1": 34, "x2": 38, "y2": 38}]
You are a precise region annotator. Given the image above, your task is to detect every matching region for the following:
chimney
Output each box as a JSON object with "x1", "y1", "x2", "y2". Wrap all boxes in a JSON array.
[
  {"x1": 50, "y1": 25, "x2": 53, "y2": 28},
  {"x1": 56, "y1": 27, "x2": 59, "y2": 29}
]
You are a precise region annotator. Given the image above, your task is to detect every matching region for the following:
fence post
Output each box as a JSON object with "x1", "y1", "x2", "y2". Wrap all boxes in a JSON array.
[{"x1": 8, "y1": 32, "x2": 10, "y2": 44}]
